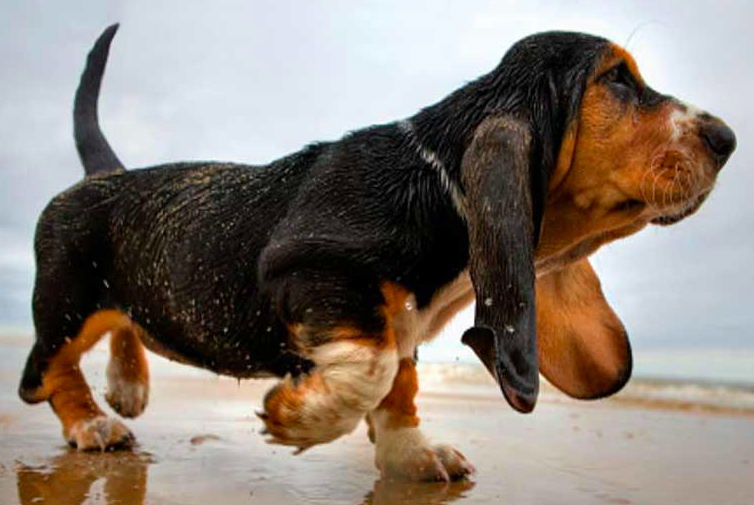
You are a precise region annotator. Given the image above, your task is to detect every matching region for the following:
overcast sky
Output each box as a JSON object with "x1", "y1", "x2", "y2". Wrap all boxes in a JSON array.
[{"x1": 1, "y1": 1, "x2": 752, "y2": 362}]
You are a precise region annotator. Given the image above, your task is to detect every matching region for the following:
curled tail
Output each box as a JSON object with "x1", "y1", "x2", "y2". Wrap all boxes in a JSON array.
[{"x1": 73, "y1": 23, "x2": 125, "y2": 175}]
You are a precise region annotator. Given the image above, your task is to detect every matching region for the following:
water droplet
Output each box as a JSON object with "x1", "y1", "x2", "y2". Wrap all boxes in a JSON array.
[
  {"x1": 102, "y1": 279, "x2": 110, "y2": 288},
  {"x1": 484, "y1": 297, "x2": 493, "y2": 307},
  {"x1": 505, "y1": 324, "x2": 515, "y2": 334},
  {"x1": 266, "y1": 327, "x2": 272, "y2": 332},
  {"x1": 405, "y1": 301, "x2": 413, "y2": 311}
]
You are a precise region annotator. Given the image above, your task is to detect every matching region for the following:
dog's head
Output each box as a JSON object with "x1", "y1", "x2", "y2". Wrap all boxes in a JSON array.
[{"x1": 459, "y1": 32, "x2": 735, "y2": 412}]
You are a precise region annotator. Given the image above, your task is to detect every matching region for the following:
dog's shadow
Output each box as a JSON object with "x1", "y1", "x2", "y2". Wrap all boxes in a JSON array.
[{"x1": 15, "y1": 449, "x2": 151, "y2": 505}]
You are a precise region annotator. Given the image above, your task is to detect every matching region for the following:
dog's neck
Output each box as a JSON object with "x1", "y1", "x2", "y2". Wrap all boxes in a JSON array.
[
  {"x1": 407, "y1": 80, "x2": 494, "y2": 183},
  {"x1": 398, "y1": 120, "x2": 467, "y2": 218},
  {"x1": 401, "y1": 75, "x2": 503, "y2": 220}
]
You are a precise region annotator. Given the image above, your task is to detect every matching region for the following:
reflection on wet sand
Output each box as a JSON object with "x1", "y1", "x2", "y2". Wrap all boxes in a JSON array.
[
  {"x1": 363, "y1": 478, "x2": 475, "y2": 505},
  {"x1": 2, "y1": 341, "x2": 753, "y2": 505},
  {"x1": 15, "y1": 447, "x2": 475, "y2": 505},
  {"x1": 16, "y1": 450, "x2": 152, "y2": 505}
]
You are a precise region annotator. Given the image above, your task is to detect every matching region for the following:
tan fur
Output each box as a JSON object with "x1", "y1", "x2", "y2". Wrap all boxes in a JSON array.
[
  {"x1": 523, "y1": 45, "x2": 722, "y2": 396},
  {"x1": 368, "y1": 359, "x2": 474, "y2": 481},
  {"x1": 537, "y1": 258, "x2": 630, "y2": 398},
  {"x1": 538, "y1": 45, "x2": 716, "y2": 268},
  {"x1": 373, "y1": 358, "x2": 420, "y2": 429}
]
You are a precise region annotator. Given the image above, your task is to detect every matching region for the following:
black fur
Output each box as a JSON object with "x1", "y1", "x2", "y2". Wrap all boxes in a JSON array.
[
  {"x1": 460, "y1": 117, "x2": 539, "y2": 413},
  {"x1": 20, "y1": 25, "x2": 609, "y2": 410}
]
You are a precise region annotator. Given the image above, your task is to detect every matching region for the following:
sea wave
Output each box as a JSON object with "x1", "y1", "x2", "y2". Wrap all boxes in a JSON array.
[{"x1": 416, "y1": 362, "x2": 754, "y2": 415}]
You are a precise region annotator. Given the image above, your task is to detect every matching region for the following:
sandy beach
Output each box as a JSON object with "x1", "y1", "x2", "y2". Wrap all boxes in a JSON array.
[{"x1": 0, "y1": 336, "x2": 752, "y2": 505}]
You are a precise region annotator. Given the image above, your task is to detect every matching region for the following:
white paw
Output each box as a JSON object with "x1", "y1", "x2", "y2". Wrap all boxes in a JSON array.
[
  {"x1": 66, "y1": 416, "x2": 134, "y2": 451},
  {"x1": 432, "y1": 444, "x2": 476, "y2": 480},
  {"x1": 374, "y1": 423, "x2": 474, "y2": 481},
  {"x1": 259, "y1": 375, "x2": 364, "y2": 452},
  {"x1": 105, "y1": 361, "x2": 149, "y2": 418}
]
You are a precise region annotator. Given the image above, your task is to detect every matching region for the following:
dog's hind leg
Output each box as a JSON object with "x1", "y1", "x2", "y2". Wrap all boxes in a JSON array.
[
  {"x1": 105, "y1": 325, "x2": 149, "y2": 418},
  {"x1": 41, "y1": 310, "x2": 135, "y2": 450},
  {"x1": 19, "y1": 179, "x2": 136, "y2": 450}
]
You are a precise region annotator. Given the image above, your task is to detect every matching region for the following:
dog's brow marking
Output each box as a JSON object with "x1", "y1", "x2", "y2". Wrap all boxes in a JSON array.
[{"x1": 399, "y1": 120, "x2": 468, "y2": 218}]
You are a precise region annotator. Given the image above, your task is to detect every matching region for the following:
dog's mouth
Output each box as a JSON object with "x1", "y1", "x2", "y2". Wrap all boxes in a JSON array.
[{"x1": 650, "y1": 189, "x2": 711, "y2": 226}]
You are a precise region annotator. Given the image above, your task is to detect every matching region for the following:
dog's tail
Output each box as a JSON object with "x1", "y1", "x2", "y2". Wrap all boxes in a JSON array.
[{"x1": 73, "y1": 23, "x2": 125, "y2": 175}]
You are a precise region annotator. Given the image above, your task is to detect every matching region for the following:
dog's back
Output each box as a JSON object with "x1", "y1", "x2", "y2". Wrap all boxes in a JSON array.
[{"x1": 19, "y1": 27, "x2": 328, "y2": 404}]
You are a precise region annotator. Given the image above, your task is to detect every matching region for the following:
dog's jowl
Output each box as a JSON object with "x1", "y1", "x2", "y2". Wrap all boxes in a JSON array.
[{"x1": 19, "y1": 24, "x2": 735, "y2": 480}]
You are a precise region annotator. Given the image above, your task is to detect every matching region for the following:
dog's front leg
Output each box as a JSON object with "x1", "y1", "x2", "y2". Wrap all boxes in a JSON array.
[
  {"x1": 367, "y1": 358, "x2": 475, "y2": 481},
  {"x1": 256, "y1": 266, "x2": 408, "y2": 452},
  {"x1": 260, "y1": 330, "x2": 399, "y2": 452}
]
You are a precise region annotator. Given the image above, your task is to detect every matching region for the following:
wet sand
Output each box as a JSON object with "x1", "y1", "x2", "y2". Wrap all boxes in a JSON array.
[{"x1": 0, "y1": 338, "x2": 752, "y2": 505}]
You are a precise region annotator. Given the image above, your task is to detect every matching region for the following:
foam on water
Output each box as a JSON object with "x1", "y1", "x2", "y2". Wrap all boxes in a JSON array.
[{"x1": 416, "y1": 361, "x2": 754, "y2": 414}]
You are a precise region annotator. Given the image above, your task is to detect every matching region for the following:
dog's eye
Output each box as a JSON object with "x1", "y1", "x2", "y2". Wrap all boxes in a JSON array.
[{"x1": 603, "y1": 63, "x2": 638, "y2": 98}]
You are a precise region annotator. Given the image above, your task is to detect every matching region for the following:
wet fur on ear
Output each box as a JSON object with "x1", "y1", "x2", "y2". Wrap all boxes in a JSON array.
[
  {"x1": 536, "y1": 258, "x2": 632, "y2": 399},
  {"x1": 448, "y1": 34, "x2": 611, "y2": 413},
  {"x1": 460, "y1": 116, "x2": 541, "y2": 413}
]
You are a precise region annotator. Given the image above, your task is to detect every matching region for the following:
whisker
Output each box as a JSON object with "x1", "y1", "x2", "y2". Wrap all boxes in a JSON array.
[
  {"x1": 670, "y1": 169, "x2": 680, "y2": 206},
  {"x1": 684, "y1": 170, "x2": 693, "y2": 202},
  {"x1": 639, "y1": 168, "x2": 652, "y2": 209},
  {"x1": 651, "y1": 169, "x2": 664, "y2": 208}
]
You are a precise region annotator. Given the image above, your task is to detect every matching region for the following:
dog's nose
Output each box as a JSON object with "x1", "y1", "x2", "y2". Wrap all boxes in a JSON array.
[{"x1": 700, "y1": 120, "x2": 736, "y2": 169}]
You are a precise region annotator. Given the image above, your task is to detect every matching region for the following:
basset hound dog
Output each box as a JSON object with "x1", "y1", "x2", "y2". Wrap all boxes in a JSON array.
[{"x1": 19, "y1": 24, "x2": 735, "y2": 481}]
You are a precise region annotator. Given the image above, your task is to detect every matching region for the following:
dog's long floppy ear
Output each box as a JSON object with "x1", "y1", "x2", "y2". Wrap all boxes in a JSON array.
[
  {"x1": 536, "y1": 258, "x2": 632, "y2": 399},
  {"x1": 460, "y1": 116, "x2": 543, "y2": 413}
]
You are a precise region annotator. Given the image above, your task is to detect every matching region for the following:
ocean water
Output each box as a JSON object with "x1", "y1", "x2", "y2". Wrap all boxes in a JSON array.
[
  {"x1": 416, "y1": 349, "x2": 754, "y2": 414},
  {"x1": 1, "y1": 335, "x2": 752, "y2": 414}
]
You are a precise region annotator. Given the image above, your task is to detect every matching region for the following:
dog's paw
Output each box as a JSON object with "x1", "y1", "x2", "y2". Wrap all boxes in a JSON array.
[
  {"x1": 65, "y1": 416, "x2": 135, "y2": 451},
  {"x1": 105, "y1": 376, "x2": 148, "y2": 418},
  {"x1": 375, "y1": 427, "x2": 475, "y2": 481},
  {"x1": 258, "y1": 374, "x2": 363, "y2": 452},
  {"x1": 431, "y1": 444, "x2": 476, "y2": 480},
  {"x1": 105, "y1": 357, "x2": 149, "y2": 418}
]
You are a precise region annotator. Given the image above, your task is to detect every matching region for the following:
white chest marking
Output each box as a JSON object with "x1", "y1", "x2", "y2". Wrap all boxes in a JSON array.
[{"x1": 392, "y1": 270, "x2": 474, "y2": 359}]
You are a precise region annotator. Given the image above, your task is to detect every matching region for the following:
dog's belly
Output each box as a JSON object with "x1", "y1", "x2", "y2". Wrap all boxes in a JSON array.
[
  {"x1": 109, "y1": 274, "x2": 295, "y2": 379},
  {"x1": 124, "y1": 307, "x2": 288, "y2": 377},
  {"x1": 393, "y1": 270, "x2": 474, "y2": 359}
]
